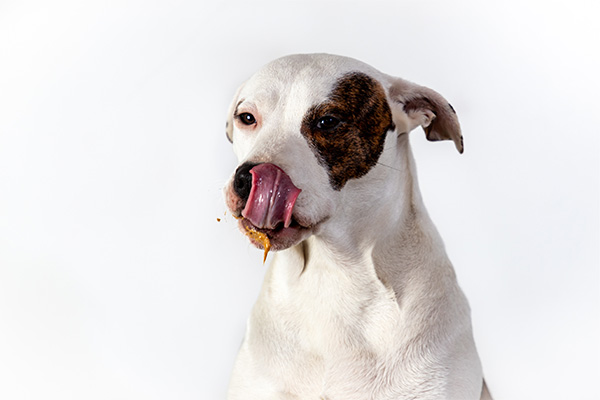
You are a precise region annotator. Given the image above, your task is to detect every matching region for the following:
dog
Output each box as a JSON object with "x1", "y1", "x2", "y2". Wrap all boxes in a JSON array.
[{"x1": 224, "y1": 54, "x2": 491, "y2": 399}]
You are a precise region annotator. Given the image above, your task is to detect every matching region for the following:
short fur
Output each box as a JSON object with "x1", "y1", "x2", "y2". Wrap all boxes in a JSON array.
[{"x1": 224, "y1": 54, "x2": 490, "y2": 399}]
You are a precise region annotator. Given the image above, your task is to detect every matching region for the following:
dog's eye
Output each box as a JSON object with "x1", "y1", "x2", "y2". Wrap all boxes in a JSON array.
[
  {"x1": 238, "y1": 112, "x2": 256, "y2": 125},
  {"x1": 316, "y1": 116, "x2": 340, "y2": 130}
]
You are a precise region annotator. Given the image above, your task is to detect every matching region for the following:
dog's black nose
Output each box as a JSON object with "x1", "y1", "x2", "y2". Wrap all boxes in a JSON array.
[{"x1": 233, "y1": 162, "x2": 258, "y2": 202}]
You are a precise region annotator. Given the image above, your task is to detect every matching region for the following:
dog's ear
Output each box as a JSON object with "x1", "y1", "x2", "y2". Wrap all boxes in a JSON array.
[
  {"x1": 225, "y1": 82, "x2": 246, "y2": 143},
  {"x1": 388, "y1": 78, "x2": 463, "y2": 153}
]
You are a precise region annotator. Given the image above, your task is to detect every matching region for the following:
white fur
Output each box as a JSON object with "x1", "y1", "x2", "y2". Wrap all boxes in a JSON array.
[{"x1": 225, "y1": 54, "x2": 487, "y2": 399}]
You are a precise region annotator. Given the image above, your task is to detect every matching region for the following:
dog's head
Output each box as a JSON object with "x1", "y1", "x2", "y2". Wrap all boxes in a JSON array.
[{"x1": 224, "y1": 54, "x2": 461, "y2": 253}]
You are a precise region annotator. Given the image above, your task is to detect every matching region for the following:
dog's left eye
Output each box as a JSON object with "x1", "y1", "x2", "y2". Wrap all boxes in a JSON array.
[{"x1": 316, "y1": 116, "x2": 341, "y2": 130}]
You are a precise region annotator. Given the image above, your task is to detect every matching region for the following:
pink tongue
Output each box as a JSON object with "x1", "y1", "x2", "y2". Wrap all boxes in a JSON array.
[{"x1": 241, "y1": 163, "x2": 301, "y2": 230}]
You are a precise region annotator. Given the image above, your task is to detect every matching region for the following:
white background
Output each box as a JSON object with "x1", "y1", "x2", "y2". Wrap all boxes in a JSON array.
[{"x1": 1, "y1": 0, "x2": 598, "y2": 399}]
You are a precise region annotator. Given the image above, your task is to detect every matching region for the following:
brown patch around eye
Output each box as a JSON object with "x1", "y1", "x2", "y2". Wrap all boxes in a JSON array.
[{"x1": 301, "y1": 72, "x2": 394, "y2": 190}]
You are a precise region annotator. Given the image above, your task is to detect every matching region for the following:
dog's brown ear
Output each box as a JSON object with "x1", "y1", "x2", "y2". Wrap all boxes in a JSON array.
[
  {"x1": 388, "y1": 78, "x2": 463, "y2": 153},
  {"x1": 225, "y1": 82, "x2": 246, "y2": 143}
]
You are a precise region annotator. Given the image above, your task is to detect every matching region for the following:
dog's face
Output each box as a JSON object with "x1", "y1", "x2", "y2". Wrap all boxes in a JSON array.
[{"x1": 224, "y1": 54, "x2": 462, "y2": 252}]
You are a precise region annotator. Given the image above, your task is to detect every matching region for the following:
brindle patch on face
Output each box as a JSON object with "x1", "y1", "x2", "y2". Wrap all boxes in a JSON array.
[{"x1": 301, "y1": 72, "x2": 394, "y2": 190}]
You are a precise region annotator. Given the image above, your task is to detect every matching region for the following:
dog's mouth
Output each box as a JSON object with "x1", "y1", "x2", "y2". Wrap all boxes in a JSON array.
[
  {"x1": 239, "y1": 216, "x2": 309, "y2": 251},
  {"x1": 233, "y1": 163, "x2": 313, "y2": 255}
]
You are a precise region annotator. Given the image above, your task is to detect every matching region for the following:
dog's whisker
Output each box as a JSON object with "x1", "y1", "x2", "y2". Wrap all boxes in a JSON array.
[{"x1": 377, "y1": 161, "x2": 402, "y2": 172}]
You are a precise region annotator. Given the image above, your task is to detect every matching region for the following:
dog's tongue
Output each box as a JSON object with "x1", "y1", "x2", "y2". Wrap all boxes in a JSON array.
[{"x1": 242, "y1": 163, "x2": 301, "y2": 230}]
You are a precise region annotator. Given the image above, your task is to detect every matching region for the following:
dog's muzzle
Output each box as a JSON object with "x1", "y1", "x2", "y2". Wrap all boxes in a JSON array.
[{"x1": 234, "y1": 162, "x2": 301, "y2": 230}]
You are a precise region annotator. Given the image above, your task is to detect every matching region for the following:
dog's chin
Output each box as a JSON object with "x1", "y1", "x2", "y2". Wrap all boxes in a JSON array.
[{"x1": 239, "y1": 217, "x2": 313, "y2": 252}]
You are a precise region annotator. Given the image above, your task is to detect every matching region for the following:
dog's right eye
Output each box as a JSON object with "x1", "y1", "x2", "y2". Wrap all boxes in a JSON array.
[{"x1": 238, "y1": 112, "x2": 257, "y2": 126}]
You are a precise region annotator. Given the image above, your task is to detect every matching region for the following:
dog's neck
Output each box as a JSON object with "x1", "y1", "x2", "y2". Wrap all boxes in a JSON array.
[
  {"x1": 276, "y1": 134, "x2": 448, "y2": 283},
  {"x1": 314, "y1": 134, "x2": 437, "y2": 255}
]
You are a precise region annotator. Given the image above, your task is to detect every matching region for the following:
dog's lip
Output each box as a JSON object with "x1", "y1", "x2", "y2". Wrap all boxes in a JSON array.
[
  {"x1": 233, "y1": 209, "x2": 322, "y2": 231},
  {"x1": 239, "y1": 215, "x2": 308, "y2": 234},
  {"x1": 237, "y1": 214, "x2": 315, "y2": 251}
]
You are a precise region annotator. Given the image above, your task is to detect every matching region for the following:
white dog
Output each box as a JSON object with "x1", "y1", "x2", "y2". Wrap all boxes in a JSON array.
[{"x1": 224, "y1": 54, "x2": 491, "y2": 400}]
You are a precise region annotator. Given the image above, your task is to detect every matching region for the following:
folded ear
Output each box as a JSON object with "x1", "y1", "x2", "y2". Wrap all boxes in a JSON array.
[
  {"x1": 388, "y1": 78, "x2": 463, "y2": 153},
  {"x1": 225, "y1": 82, "x2": 246, "y2": 143}
]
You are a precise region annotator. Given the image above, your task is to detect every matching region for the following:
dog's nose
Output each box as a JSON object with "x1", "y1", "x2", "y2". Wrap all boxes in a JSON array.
[{"x1": 233, "y1": 162, "x2": 258, "y2": 202}]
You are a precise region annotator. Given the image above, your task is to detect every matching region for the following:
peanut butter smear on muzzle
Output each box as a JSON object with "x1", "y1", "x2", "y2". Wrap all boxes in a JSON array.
[{"x1": 245, "y1": 226, "x2": 271, "y2": 263}]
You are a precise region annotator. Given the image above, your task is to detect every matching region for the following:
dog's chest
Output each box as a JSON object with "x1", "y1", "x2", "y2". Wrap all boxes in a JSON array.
[
  {"x1": 247, "y1": 246, "x2": 409, "y2": 395},
  {"x1": 286, "y1": 264, "x2": 400, "y2": 353}
]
